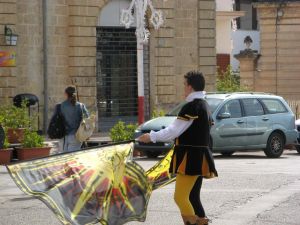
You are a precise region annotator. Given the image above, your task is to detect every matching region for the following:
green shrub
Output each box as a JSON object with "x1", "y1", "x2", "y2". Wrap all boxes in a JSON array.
[
  {"x1": 22, "y1": 131, "x2": 45, "y2": 148},
  {"x1": 0, "y1": 101, "x2": 31, "y2": 129},
  {"x1": 151, "y1": 108, "x2": 166, "y2": 119},
  {"x1": 2, "y1": 134, "x2": 9, "y2": 149},
  {"x1": 217, "y1": 66, "x2": 249, "y2": 92},
  {"x1": 110, "y1": 121, "x2": 138, "y2": 142}
]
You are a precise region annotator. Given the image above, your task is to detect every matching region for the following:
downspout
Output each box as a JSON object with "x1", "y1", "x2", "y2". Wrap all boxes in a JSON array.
[
  {"x1": 42, "y1": 0, "x2": 49, "y2": 133},
  {"x1": 275, "y1": 2, "x2": 286, "y2": 95}
]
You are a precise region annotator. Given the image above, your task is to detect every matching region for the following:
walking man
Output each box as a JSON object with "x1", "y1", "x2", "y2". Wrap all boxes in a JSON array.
[{"x1": 138, "y1": 71, "x2": 218, "y2": 225}]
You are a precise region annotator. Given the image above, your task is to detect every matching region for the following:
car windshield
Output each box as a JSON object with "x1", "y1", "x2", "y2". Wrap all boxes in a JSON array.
[{"x1": 166, "y1": 98, "x2": 223, "y2": 116}]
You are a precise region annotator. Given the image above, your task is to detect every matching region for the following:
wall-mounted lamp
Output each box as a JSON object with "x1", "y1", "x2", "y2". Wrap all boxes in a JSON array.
[
  {"x1": 277, "y1": 8, "x2": 284, "y2": 18},
  {"x1": 4, "y1": 25, "x2": 18, "y2": 46},
  {"x1": 276, "y1": 2, "x2": 286, "y2": 22}
]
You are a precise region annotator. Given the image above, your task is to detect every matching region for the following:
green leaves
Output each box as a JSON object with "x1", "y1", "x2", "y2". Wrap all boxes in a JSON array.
[
  {"x1": 151, "y1": 108, "x2": 165, "y2": 119},
  {"x1": 22, "y1": 130, "x2": 45, "y2": 148},
  {"x1": 2, "y1": 133, "x2": 9, "y2": 149},
  {"x1": 217, "y1": 66, "x2": 249, "y2": 92},
  {"x1": 109, "y1": 121, "x2": 138, "y2": 142},
  {"x1": 0, "y1": 100, "x2": 32, "y2": 129}
]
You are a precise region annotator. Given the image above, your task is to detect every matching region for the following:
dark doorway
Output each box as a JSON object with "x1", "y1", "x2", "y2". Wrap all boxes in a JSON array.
[{"x1": 96, "y1": 27, "x2": 138, "y2": 132}]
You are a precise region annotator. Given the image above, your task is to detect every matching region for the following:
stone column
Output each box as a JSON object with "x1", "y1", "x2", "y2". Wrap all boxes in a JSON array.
[{"x1": 234, "y1": 49, "x2": 260, "y2": 91}]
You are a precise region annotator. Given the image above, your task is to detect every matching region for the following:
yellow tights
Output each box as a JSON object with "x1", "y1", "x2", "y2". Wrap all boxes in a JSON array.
[{"x1": 174, "y1": 174, "x2": 199, "y2": 216}]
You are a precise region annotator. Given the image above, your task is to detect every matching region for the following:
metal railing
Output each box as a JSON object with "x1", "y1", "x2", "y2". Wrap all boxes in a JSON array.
[{"x1": 288, "y1": 100, "x2": 300, "y2": 119}]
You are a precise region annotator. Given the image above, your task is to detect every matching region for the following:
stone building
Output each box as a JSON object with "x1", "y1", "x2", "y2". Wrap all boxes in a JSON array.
[
  {"x1": 237, "y1": 0, "x2": 300, "y2": 102},
  {"x1": 0, "y1": 0, "x2": 217, "y2": 132}
]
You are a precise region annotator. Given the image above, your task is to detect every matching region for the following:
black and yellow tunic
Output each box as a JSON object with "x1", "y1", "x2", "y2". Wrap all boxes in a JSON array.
[{"x1": 170, "y1": 98, "x2": 218, "y2": 178}]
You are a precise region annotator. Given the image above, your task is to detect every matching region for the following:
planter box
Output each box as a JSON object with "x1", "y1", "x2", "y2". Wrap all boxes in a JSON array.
[
  {"x1": 0, "y1": 148, "x2": 13, "y2": 165},
  {"x1": 7, "y1": 128, "x2": 25, "y2": 144},
  {"x1": 17, "y1": 147, "x2": 51, "y2": 161}
]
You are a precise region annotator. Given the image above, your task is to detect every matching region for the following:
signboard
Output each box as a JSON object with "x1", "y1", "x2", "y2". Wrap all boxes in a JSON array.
[{"x1": 0, "y1": 50, "x2": 16, "y2": 67}]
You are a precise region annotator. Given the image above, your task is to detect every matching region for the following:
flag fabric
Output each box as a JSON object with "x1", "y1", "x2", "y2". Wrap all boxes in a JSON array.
[{"x1": 6, "y1": 142, "x2": 175, "y2": 225}]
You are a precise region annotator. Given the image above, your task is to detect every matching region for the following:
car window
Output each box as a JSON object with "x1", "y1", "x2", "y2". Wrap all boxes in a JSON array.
[
  {"x1": 261, "y1": 99, "x2": 287, "y2": 114},
  {"x1": 166, "y1": 102, "x2": 187, "y2": 116},
  {"x1": 206, "y1": 98, "x2": 224, "y2": 113},
  {"x1": 242, "y1": 99, "x2": 264, "y2": 116},
  {"x1": 218, "y1": 100, "x2": 242, "y2": 118},
  {"x1": 166, "y1": 98, "x2": 223, "y2": 116}
]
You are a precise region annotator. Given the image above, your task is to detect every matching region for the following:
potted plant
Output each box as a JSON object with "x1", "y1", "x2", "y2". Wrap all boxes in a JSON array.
[
  {"x1": 109, "y1": 121, "x2": 141, "y2": 157},
  {"x1": 0, "y1": 137, "x2": 13, "y2": 165},
  {"x1": 0, "y1": 102, "x2": 31, "y2": 144},
  {"x1": 17, "y1": 131, "x2": 51, "y2": 161}
]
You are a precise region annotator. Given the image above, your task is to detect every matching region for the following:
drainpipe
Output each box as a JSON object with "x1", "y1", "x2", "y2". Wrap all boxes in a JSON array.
[
  {"x1": 275, "y1": 2, "x2": 286, "y2": 95},
  {"x1": 42, "y1": 0, "x2": 49, "y2": 133}
]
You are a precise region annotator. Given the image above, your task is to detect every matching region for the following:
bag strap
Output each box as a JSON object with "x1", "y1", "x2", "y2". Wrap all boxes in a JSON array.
[
  {"x1": 57, "y1": 104, "x2": 61, "y2": 114},
  {"x1": 57, "y1": 104, "x2": 65, "y2": 124},
  {"x1": 79, "y1": 103, "x2": 85, "y2": 120}
]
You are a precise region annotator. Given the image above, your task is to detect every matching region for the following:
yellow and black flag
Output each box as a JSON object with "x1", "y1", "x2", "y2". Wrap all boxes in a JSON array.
[{"x1": 6, "y1": 142, "x2": 175, "y2": 225}]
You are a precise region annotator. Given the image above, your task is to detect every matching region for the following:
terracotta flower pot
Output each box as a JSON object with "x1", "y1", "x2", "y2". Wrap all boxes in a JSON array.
[
  {"x1": 17, "y1": 147, "x2": 51, "y2": 161},
  {"x1": 7, "y1": 128, "x2": 25, "y2": 144},
  {"x1": 0, "y1": 148, "x2": 13, "y2": 165}
]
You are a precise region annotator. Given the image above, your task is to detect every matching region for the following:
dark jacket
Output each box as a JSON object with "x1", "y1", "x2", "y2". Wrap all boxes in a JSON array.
[
  {"x1": 169, "y1": 99, "x2": 218, "y2": 177},
  {"x1": 60, "y1": 100, "x2": 89, "y2": 135}
]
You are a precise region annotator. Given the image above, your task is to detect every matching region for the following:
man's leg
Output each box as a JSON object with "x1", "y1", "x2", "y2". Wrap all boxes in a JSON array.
[
  {"x1": 174, "y1": 174, "x2": 199, "y2": 224},
  {"x1": 189, "y1": 176, "x2": 205, "y2": 218}
]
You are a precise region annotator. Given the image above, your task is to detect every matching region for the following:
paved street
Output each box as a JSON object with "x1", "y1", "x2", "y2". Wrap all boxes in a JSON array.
[{"x1": 1, "y1": 150, "x2": 300, "y2": 225}]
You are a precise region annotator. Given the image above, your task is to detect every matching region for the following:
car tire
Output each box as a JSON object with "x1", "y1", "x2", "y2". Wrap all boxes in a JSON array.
[
  {"x1": 145, "y1": 151, "x2": 161, "y2": 158},
  {"x1": 221, "y1": 151, "x2": 235, "y2": 157},
  {"x1": 264, "y1": 132, "x2": 284, "y2": 158},
  {"x1": 296, "y1": 146, "x2": 300, "y2": 154}
]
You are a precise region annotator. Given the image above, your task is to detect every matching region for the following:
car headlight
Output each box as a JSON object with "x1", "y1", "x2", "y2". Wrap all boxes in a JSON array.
[{"x1": 135, "y1": 124, "x2": 143, "y2": 133}]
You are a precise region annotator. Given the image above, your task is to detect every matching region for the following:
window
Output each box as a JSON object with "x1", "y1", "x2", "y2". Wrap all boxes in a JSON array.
[
  {"x1": 242, "y1": 99, "x2": 264, "y2": 116},
  {"x1": 261, "y1": 99, "x2": 287, "y2": 114},
  {"x1": 218, "y1": 100, "x2": 242, "y2": 118},
  {"x1": 167, "y1": 98, "x2": 223, "y2": 116}
]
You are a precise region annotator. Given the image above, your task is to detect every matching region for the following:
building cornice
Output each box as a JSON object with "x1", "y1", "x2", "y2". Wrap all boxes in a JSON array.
[{"x1": 216, "y1": 11, "x2": 246, "y2": 20}]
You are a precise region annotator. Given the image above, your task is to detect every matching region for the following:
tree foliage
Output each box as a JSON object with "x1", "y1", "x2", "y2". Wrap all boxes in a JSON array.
[
  {"x1": 217, "y1": 66, "x2": 249, "y2": 92},
  {"x1": 109, "y1": 121, "x2": 138, "y2": 142}
]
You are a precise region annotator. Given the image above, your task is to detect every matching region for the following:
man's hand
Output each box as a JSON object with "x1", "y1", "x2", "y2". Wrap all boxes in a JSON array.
[{"x1": 138, "y1": 133, "x2": 152, "y2": 143}]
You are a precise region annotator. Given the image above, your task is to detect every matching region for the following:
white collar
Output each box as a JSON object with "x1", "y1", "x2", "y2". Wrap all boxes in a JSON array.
[{"x1": 186, "y1": 91, "x2": 206, "y2": 102}]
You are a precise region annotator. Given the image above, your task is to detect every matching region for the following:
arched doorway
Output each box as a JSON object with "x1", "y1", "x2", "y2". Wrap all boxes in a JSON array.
[{"x1": 97, "y1": 0, "x2": 139, "y2": 132}]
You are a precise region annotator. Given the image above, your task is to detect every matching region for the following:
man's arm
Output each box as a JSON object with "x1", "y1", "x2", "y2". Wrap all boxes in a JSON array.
[{"x1": 138, "y1": 119, "x2": 193, "y2": 143}]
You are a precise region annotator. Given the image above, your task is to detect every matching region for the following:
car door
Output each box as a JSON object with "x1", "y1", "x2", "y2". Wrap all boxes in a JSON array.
[
  {"x1": 212, "y1": 99, "x2": 247, "y2": 150},
  {"x1": 241, "y1": 98, "x2": 272, "y2": 148}
]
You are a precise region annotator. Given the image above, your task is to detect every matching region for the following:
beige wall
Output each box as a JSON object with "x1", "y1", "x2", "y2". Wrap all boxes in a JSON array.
[
  {"x1": 16, "y1": 0, "x2": 43, "y2": 101},
  {"x1": 0, "y1": 0, "x2": 17, "y2": 104},
  {"x1": 150, "y1": 0, "x2": 216, "y2": 111},
  {"x1": 255, "y1": 2, "x2": 300, "y2": 100},
  {"x1": 0, "y1": 0, "x2": 217, "y2": 129}
]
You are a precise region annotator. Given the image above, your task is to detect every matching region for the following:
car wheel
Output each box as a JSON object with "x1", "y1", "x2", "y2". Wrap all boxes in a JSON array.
[
  {"x1": 264, "y1": 132, "x2": 284, "y2": 158},
  {"x1": 296, "y1": 146, "x2": 300, "y2": 154},
  {"x1": 221, "y1": 151, "x2": 235, "y2": 157},
  {"x1": 145, "y1": 151, "x2": 161, "y2": 158}
]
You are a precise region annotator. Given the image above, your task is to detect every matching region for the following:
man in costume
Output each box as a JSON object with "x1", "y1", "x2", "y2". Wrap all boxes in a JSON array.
[{"x1": 138, "y1": 71, "x2": 218, "y2": 225}]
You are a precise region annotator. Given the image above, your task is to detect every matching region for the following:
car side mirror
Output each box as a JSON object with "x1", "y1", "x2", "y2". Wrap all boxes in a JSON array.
[{"x1": 217, "y1": 112, "x2": 231, "y2": 120}]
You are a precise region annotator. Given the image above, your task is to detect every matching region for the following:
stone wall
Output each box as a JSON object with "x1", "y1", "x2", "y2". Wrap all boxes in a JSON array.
[
  {"x1": 199, "y1": 0, "x2": 217, "y2": 92},
  {"x1": 16, "y1": 0, "x2": 43, "y2": 101},
  {"x1": 0, "y1": 0, "x2": 17, "y2": 104},
  {"x1": 150, "y1": 0, "x2": 216, "y2": 111},
  {"x1": 68, "y1": 0, "x2": 109, "y2": 113},
  {"x1": 0, "y1": 0, "x2": 217, "y2": 130},
  {"x1": 255, "y1": 2, "x2": 300, "y2": 100},
  {"x1": 47, "y1": 0, "x2": 70, "y2": 109}
]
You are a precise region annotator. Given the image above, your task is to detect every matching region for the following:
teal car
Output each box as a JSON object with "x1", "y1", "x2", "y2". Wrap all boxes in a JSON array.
[{"x1": 134, "y1": 93, "x2": 298, "y2": 158}]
